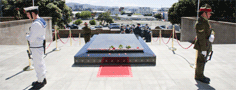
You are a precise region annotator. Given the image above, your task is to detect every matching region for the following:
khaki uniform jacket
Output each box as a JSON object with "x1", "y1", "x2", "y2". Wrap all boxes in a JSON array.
[
  {"x1": 194, "y1": 16, "x2": 213, "y2": 52},
  {"x1": 82, "y1": 26, "x2": 91, "y2": 35}
]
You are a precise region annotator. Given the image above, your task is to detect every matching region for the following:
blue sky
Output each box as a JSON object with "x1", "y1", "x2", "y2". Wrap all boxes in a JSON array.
[{"x1": 66, "y1": 0, "x2": 179, "y2": 8}]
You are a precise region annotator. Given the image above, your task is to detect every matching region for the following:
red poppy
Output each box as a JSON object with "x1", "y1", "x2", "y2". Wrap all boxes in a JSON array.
[{"x1": 16, "y1": 8, "x2": 19, "y2": 11}]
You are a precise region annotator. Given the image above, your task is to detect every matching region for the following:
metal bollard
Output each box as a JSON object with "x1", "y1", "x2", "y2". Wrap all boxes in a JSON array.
[
  {"x1": 54, "y1": 25, "x2": 60, "y2": 51},
  {"x1": 70, "y1": 30, "x2": 72, "y2": 46},
  {"x1": 79, "y1": 33, "x2": 81, "y2": 45},
  {"x1": 159, "y1": 30, "x2": 161, "y2": 45},
  {"x1": 169, "y1": 25, "x2": 177, "y2": 51}
]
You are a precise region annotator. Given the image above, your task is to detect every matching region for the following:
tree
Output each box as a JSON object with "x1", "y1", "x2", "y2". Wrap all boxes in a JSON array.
[
  {"x1": 168, "y1": 0, "x2": 196, "y2": 24},
  {"x1": 127, "y1": 13, "x2": 132, "y2": 16},
  {"x1": 121, "y1": 11, "x2": 125, "y2": 15},
  {"x1": 73, "y1": 19, "x2": 82, "y2": 25},
  {"x1": 89, "y1": 19, "x2": 96, "y2": 25},
  {"x1": 106, "y1": 17, "x2": 114, "y2": 24},
  {"x1": 2, "y1": 0, "x2": 72, "y2": 28},
  {"x1": 195, "y1": 0, "x2": 235, "y2": 22},
  {"x1": 168, "y1": 0, "x2": 235, "y2": 23},
  {"x1": 144, "y1": 14, "x2": 152, "y2": 16},
  {"x1": 80, "y1": 11, "x2": 91, "y2": 19},
  {"x1": 154, "y1": 13, "x2": 162, "y2": 19},
  {"x1": 114, "y1": 14, "x2": 120, "y2": 20},
  {"x1": 91, "y1": 12, "x2": 96, "y2": 18},
  {"x1": 97, "y1": 12, "x2": 113, "y2": 25},
  {"x1": 75, "y1": 12, "x2": 80, "y2": 19}
]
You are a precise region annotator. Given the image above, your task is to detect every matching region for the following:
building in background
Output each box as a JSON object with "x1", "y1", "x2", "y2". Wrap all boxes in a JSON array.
[
  {"x1": 156, "y1": 7, "x2": 169, "y2": 21},
  {"x1": 138, "y1": 7, "x2": 152, "y2": 15},
  {"x1": 108, "y1": 8, "x2": 120, "y2": 15}
]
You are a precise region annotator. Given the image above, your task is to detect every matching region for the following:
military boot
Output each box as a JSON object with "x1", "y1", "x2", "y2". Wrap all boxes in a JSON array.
[
  {"x1": 32, "y1": 78, "x2": 47, "y2": 87},
  {"x1": 204, "y1": 76, "x2": 210, "y2": 82},
  {"x1": 195, "y1": 77, "x2": 210, "y2": 84}
]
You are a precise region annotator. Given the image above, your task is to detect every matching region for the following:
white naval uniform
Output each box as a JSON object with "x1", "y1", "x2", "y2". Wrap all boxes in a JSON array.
[{"x1": 26, "y1": 18, "x2": 47, "y2": 82}]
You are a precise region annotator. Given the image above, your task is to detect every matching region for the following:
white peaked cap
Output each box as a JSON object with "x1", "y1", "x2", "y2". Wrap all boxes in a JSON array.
[{"x1": 24, "y1": 6, "x2": 39, "y2": 11}]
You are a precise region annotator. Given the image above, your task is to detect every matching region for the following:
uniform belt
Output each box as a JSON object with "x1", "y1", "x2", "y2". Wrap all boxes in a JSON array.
[
  {"x1": 30, "y1": 46, "x2": 44, "y2": 48},
  {"x1": 29, "y1": 40, "x2": 46, "y2": 54}
]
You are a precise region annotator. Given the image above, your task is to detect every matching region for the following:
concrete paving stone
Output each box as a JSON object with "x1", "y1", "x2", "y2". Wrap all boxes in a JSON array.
[
  {"x1": 222, "y1": 78, "x2": 236, "y2": 89},
  {"x1": 149, "y1": 65, "x2": 166, "y2": 71},
  {"x1": 136, "y1": 71, "x2": 156, "y2": 80},
  {"x1": 105, "y1": 88, "x2": 125, "y2": 90},
  {"x1": 166, "y1": 71, "x2": 190, "y2": 79},
  {"x1": 207, "y1": 78, "x2": 235, "y2": 89},
  {"x1": 130, "y1": 66, "x2": 152, "y2": 72},
  {"x1": 86, "y1": 80, "x2": 106, "y2": 90},
  {"x1": 46, "y1": 71, "x2": 67, "y2": 81},
  {"x1": 156, "y1": 79, "x2": 178, "y2": 90},
  {"x1": 72, "y1": 72, "x2": 93, "y2": 81},
  {"x1": 152, "y1": 71, "x2": 172, "y2": 80},
  {"x1": 90, "y1": 71, "x2": 107, "y2": 81},
  {"x1": 42, "y1": 80, "x2": 72, "y2": 90},
  {"x1": 140, "y1": 80, "x2": 162, "y2": 90},
  {"x1": 162, "y1": 64, "x2": 179, "y2": 71},
  {"x1": 121, "y1": 71, "x2": 140, "y2": 81},
  {"x1": 0, "y1": 82, "x2": 16, "y2": 89},
  {"x1": 105, "y1": 80, "x2": 124, "y2": 89},
  {"x1": 123, "y1": 80, "x2": 143, "y2": 89},
  {"x1": 78, "y1": 67, "x2": 95, "y2": 73},
  {"x1": 181, "y1": 70, "x2": 195, "y2": 78},
  {"x1": 158, "y1": 59, "x2": 175, "y2": 65},
  {"x1": 106, "y1": 77, "x2": 124, "y2": 81},
  {"x1": 172, "y1": 79, "x2": 196, "y2": 87},
  {"x1": 174, "y1": 64, "x2": 193, "y2": 71},
  {"x1": 66, "y1": 80, "x2": 89, "y2": 90},
  {"x1": 65, "y1": 67, "x2": 81, "y2": 73}
]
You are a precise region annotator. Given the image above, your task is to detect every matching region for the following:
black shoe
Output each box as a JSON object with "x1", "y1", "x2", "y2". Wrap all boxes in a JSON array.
[
  {"x1": 204, "y1": 76, "x2": 210, "y2": 82},
  {"x1": 32, "y1": 78, "x2": 47, "y2": 86},
  {"x1": 195, "y1": 78, "x2": 210, "y2": 84},
  {"x1": 30, "y1": 82, "x2": 45, "y2": 90}
]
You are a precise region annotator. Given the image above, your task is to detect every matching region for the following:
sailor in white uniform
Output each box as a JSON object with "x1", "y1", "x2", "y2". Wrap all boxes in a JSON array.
[{"x1": 24, "y1": 6, "x2": 47, "y2": 89}]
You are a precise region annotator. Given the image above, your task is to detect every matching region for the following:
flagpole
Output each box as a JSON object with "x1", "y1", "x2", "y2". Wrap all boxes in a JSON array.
[
  {"x1": 197, "y1": 0, "x2": 200, "y2": 20},
  {"x1": 33, "y1": 0, "x2": 34, "y2": 6}
]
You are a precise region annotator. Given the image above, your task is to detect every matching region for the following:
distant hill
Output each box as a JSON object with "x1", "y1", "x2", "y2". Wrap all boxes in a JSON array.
[{"x1": 66, "y1": 2, "x2": 155, "y2": 11}]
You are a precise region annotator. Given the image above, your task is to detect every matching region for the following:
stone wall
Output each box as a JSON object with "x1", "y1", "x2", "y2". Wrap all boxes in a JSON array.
[
  {"x1": 181, "y1": 17, "x2": 236, "y2": 44},
  {"x1": 0, "y1": 17, "x2": 52, "y2": 45},
  {"x1": 0, "y1": 17, "x2": 15, "y2": 22}
]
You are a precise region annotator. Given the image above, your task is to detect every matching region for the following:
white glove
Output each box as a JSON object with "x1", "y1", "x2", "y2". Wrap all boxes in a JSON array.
[
  {"x1": 209, "y1": 35, "x2": 215, "y2": 43},
  {"x1": 26, "y1": 34, "x2": 29, "y2": 38},
  {"x1": 202, "y1": 51, "x2": 207, "y2": 57}
]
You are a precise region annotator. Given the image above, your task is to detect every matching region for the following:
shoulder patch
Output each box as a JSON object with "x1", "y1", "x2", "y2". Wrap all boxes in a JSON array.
[
  {"x1": 211, "y1": 31, "x2": 215, "y2": 35},
  {"x1": 198, "y1": 29, "x2": 204, "y2": 32}
]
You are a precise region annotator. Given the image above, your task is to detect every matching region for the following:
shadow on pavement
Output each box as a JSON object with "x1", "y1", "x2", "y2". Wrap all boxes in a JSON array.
[
  {"x1": 173, "y1": 51, "x2": 195, "y2": 68},
  {"x1": 23, "y1": 84, "x2": 31, "y2": 90},
  {"x1": 44, "y1": 48, "x2": 57, "y2": 58},
  {"x1": 5, "y1": 70, "x2": 24, "y2": 80},
  {"x1": 195, "y1": 80, "x2": 215, "y2": 90}
]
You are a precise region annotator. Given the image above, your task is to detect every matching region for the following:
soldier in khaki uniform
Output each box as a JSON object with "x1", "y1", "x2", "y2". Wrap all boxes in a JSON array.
[
  {"x1": 194, "y1": 4, "x2": 215, "y2": 84},
  {"x1": 82, "y1": 22, "x2": 91, "y2": 43}
]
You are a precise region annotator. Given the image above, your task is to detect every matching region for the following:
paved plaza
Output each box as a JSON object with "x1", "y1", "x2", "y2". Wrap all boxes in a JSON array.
[{"x1": 0, "y1": 37, "x2": 236, "y2": 90}]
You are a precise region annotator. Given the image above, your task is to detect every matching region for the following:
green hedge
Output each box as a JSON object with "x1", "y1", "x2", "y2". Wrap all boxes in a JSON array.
[{"x1": 73, "y1": 19, "x2": 83, "y2": 25}]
